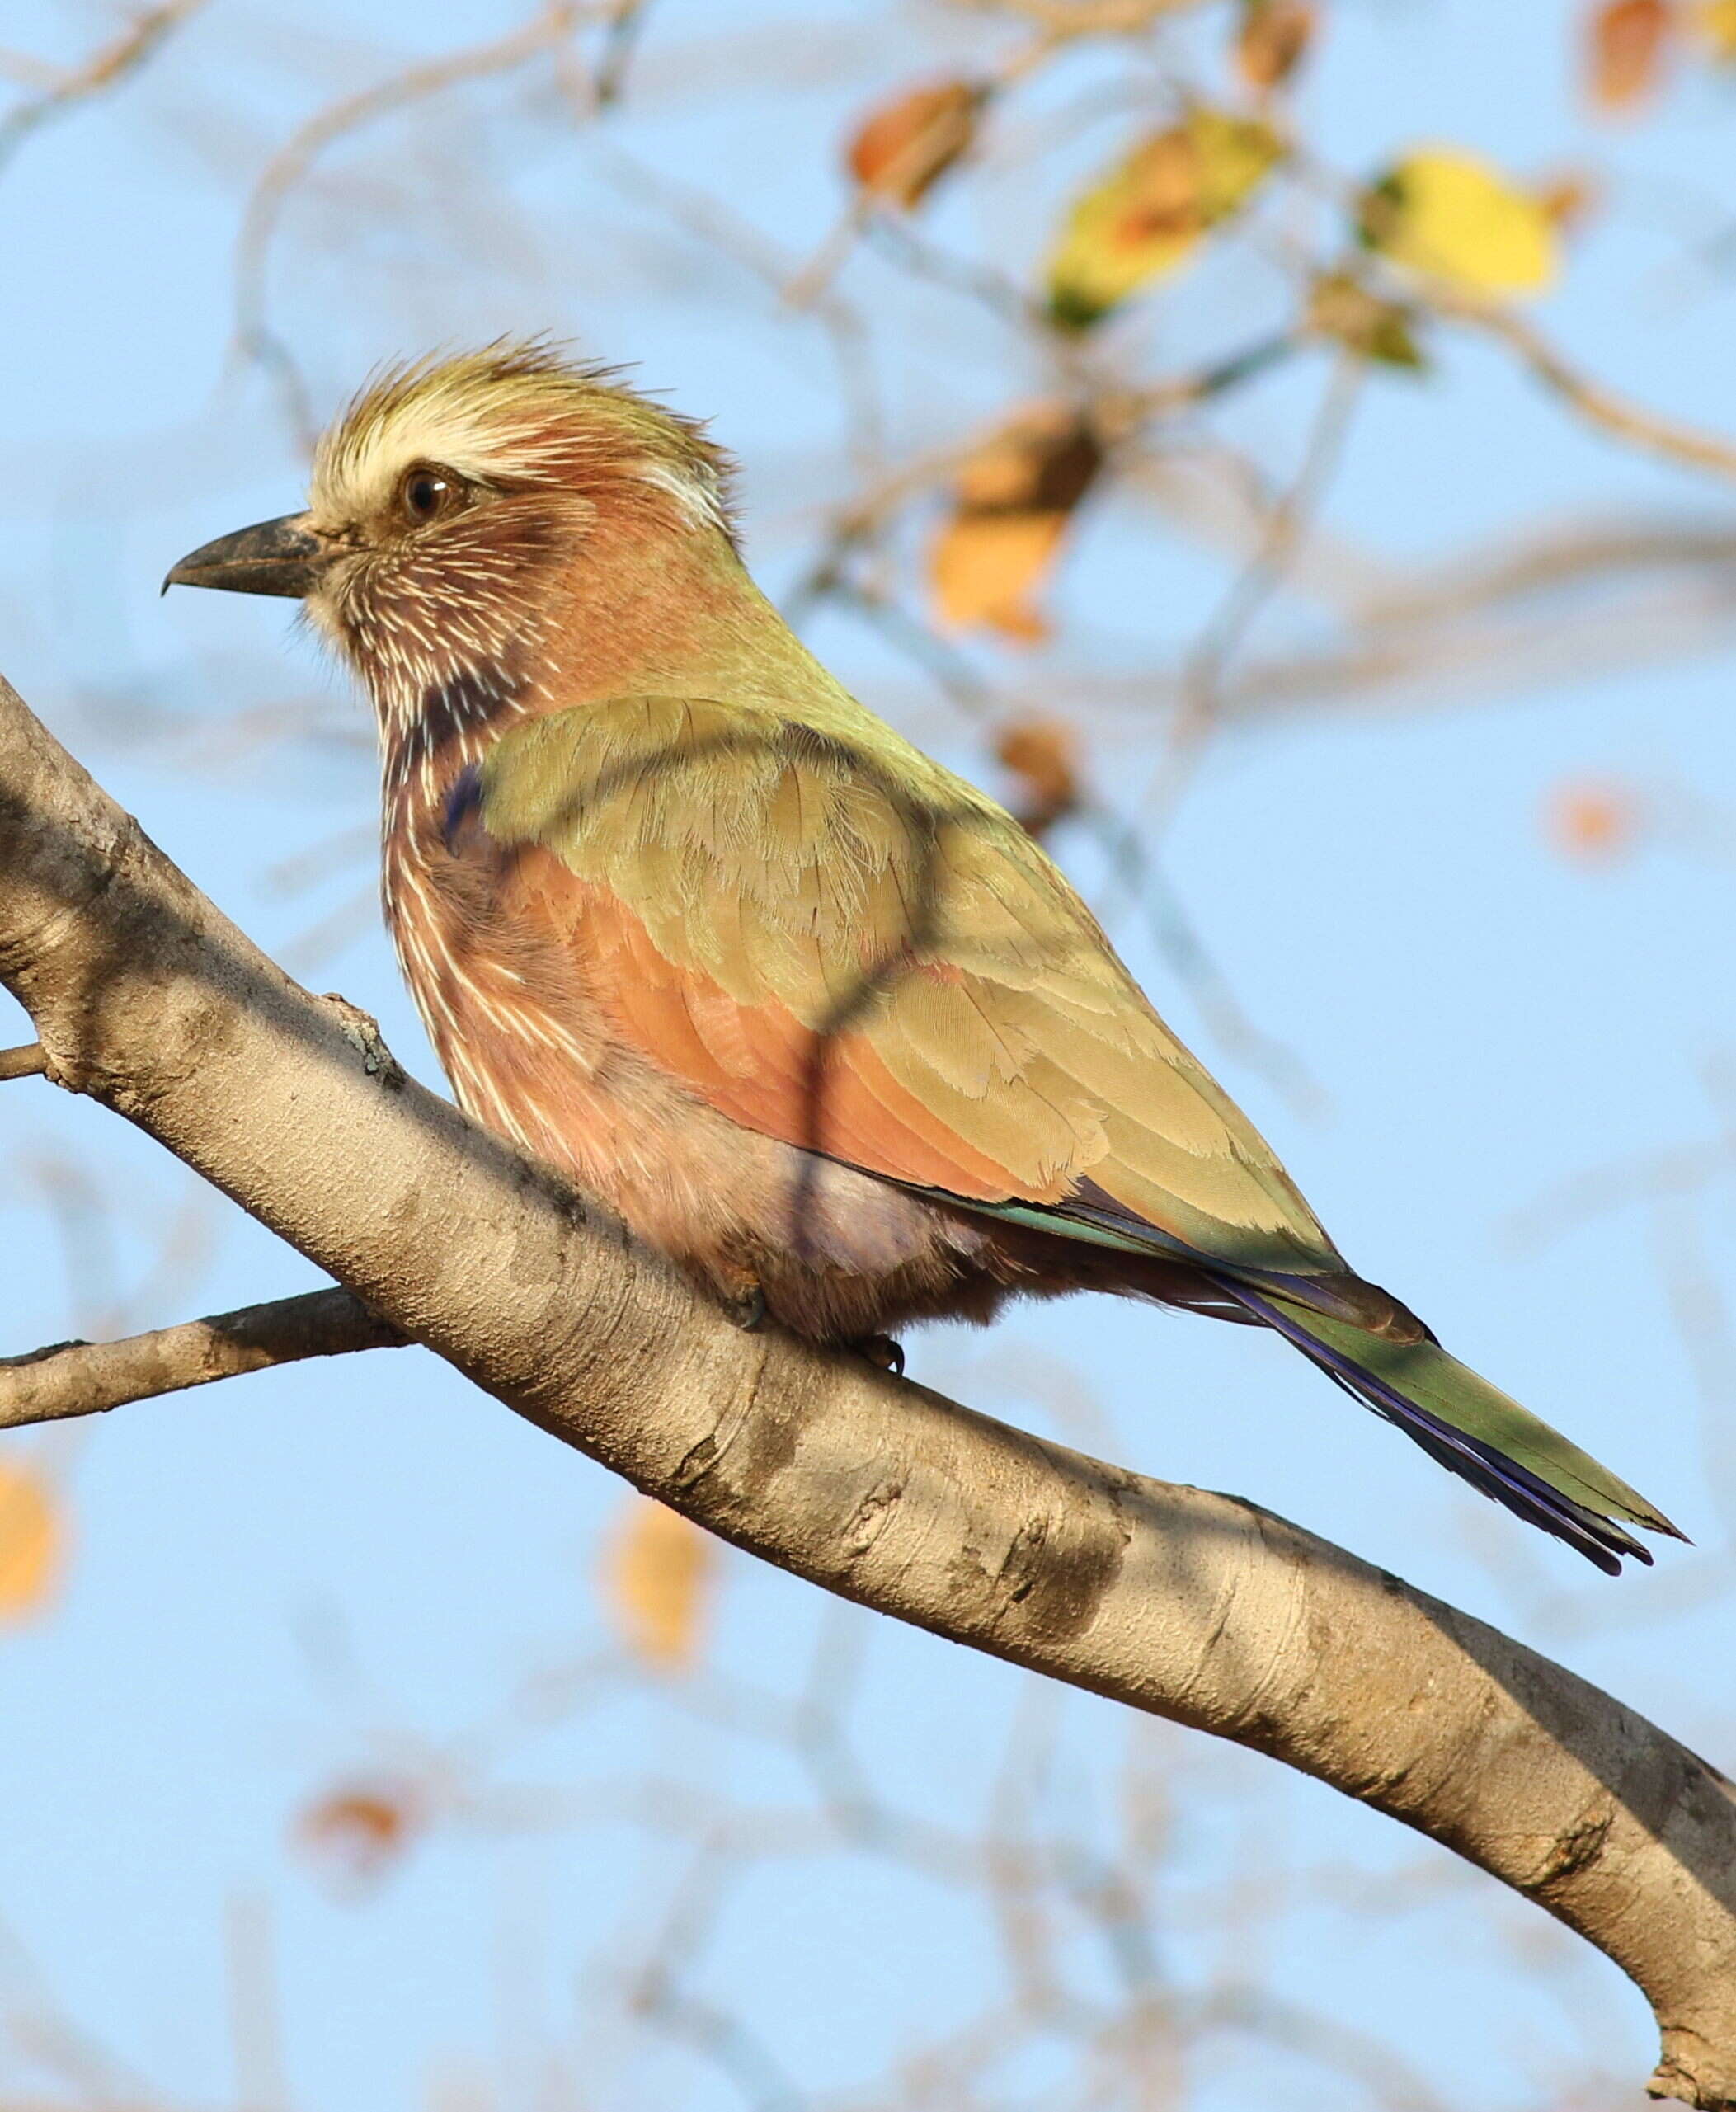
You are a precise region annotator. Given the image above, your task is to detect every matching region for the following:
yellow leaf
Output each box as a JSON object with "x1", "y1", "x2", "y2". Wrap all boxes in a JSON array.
[
  {"x1": 1362, "y1": 148, "x2": 1560, "y2": 299},
  {"x1": 1047, "y1": 109, "x2": 1283, "y2": 328},
  {"x1": 604, "y1": 1497, "x2": 714, "y2": 1671},
  {"x1": 1691, "y1": 0, "x2": 1736, "y2": 58},
  {"x1": 0, "y1": 1463, "x2": 61, "y2": 1622},
  {"x1": 931, "y1": 510, "x2": 1068, "y2": 642}
]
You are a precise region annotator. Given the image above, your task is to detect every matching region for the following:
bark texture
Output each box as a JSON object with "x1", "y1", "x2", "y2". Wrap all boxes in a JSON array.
[
  {"x1": 0, "y1": 672, "x2": 1730, "y2": 2105},
  {"x1": 0, "y1": 1286, "x2": 404, "y2": 1428}
]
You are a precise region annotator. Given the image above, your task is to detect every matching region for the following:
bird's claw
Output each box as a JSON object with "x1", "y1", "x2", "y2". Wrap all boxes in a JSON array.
[
  {"x1": 852, "y1": 1333, "x2": 906, "y2": 1377},
  {"x1": 724, "y1": 1282, "x2": 768, "y2": 1333}
]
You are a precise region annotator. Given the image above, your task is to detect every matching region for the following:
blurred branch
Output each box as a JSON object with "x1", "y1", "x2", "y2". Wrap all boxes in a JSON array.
[
  {"x1": 0, "y1": 0, "x2": 207, "y2": 181},
  {"x1": 1001, "y1": 513, "x2": 1736, "y2": 731},
  {"x1": 231, "y1": 0, "x2": 600, "y2": 445},
  {"x1": 1437, "y1": 291, "x2": 1736, "y2": 484},
  {"x1": 0, "y1": 669, "x2": 1732, "y2": 2108},
  {"x1": 0, "y1": 1286, "x2": 406, "y2": 1431},
  {"x1": 0, "y1": 1044, "x2": 45, "y2": 1081},
  {"x1": 1122, "y1": 346, "x2": 1364, "y2": 840},
  {"x1": 954, "y1": 0, "x2": 1204, "y2": 29}
]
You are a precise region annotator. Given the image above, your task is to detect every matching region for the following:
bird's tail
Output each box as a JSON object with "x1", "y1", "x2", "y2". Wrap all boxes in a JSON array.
[{"x1": 1213, "y1": 1278, "x2": 1685, "y2": 1574}]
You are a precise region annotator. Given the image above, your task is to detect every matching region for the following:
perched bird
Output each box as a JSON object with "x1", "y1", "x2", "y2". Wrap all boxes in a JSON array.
[{"x1": 168, "y1": 341, "x2": 1680, "y2": 1573}]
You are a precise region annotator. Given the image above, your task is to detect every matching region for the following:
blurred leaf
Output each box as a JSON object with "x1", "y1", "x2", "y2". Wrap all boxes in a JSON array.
[
  {"x1": 1234, "y1": 0, "x2": 1318, "y2": 92},
  {"x1": 295, "y1": 1777, "x2": 425, "y2": 1887},
  {"x1": 605, "y1": 1496, "x2": 714, "y2": 1671},
  {"x1": 0, "y1": 1464, "x2": 61, "y2": 1623},
  {"x1": 1586, "y1": 0, "x2": 1675, "y2": 110},
  {"x1": 954, "y1": 403, "x2": 1103, "y2": 514},
  {"x1": 931, "y1": 404, "x2": 1103, "y2": 642},
  {"x1": 1361, "y1": 147, "x2": 1560, "y2": 299},
  {"x1": 846, "y1": 78, "x2": 982, "y2": 209},
  {"x1": 1691, "y1": 0, "x2": 1736, "y2": 57},
  {"x1": 1545, "y1": 778, "x2": 1643, "y2": 862},
  {"x1": 1047, "y1": 108, "x2": 1284, "y2": 329},
  {"x1": 996, "y1": 717, "x2": 1081, "y2": 836},
  {"x1": 932, "y1": 513, "x2": 1067, "y2": 642},
  {"x1": 1305, "y1": 271, "x2": 1427, "y2": 369}
]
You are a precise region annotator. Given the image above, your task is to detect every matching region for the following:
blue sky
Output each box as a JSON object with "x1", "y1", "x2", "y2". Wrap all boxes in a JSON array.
[{"x1": 1, "y1": 1, "x2": 1734, "y2": 2105}]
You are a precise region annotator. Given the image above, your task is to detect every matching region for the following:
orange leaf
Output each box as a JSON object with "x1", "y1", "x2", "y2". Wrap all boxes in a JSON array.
[
  {"x1": 0, "y1": 1464, "x2": 61, "y2": 1623},
  {"x1": 295, "y1": 1778, "x2": 424, "y2": 1885},
  {"x1": 954, "y1": 404, "x2": 1103, "y2": 515},
  {"x1": 1235, "y1": 0, "x2": 1317, "y2": 92},
  {"x1": 1545, "y1": 778, "x2": 1643, "y2": 862},
  {"x1": 846, "y1": 78, "x2": 982, "y2": 209},
  {"x1": 1586, "y1": 0, "x2": 1675, "y2": 110},
  {"x1": 604, "y1": 1497, "x2": 714, "y2": 1671},
  {"x1": 930, "y1": 404, "x2": 1102, "y2": 643},
  {"x1": 996, "y1": 717, "x2": 1081, "y2": 835},
  {"x1": 931, "y1": 511, "x2": 1067, "y2": 642}
]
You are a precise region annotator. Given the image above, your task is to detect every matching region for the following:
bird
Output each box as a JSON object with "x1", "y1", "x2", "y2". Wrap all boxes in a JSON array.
[{"x1": 167, "y1": 340, "x2": 1681, "y2": 1574}]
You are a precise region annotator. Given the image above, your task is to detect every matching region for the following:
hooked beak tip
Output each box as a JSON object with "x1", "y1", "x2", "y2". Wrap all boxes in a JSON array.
[{"x1": 164, "y1": 513, "x2": 331, "y2": 600}]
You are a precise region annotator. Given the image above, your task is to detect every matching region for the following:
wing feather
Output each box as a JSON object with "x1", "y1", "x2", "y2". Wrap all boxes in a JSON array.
[{"x1": 475, "y1": 694, "x2": 1346, "y2": 1277}]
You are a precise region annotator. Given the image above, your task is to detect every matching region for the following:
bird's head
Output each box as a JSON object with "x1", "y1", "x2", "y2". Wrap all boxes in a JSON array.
[{"x1": 167, "y1": 341, "x2": 736, "y2": 713}]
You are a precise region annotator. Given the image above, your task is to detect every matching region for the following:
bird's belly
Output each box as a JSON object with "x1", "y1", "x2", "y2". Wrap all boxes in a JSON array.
[{"x1": 387, "y1": 887, "x2": 993, "y2": 1336}]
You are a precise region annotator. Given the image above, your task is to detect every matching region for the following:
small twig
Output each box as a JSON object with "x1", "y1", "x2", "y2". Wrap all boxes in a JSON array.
[
  {"x1": 0, "y1": 0, "x2": 208, "y2": 181},
  {"x1": 593, "y1": 0, "x2": 652, "y2": 104},
  {"x1": 1435, "y1": 293, "x2": 1736, "y2": 486},
  {"x1": 1136, "y1": 347, "x2": 1365, "y2": 835},
  {"x1": 231, "y1": 0, "x2": 595, "y2": 430},
  {"x1": 0, "y1": 1042, "x2": 45, "y2": 1081},
  {"x1": 0, "y1": 1287, "x2": 407, "y2": 1432},
  {"x1": 588, "y1": 142, "x2": 887, "y2": 472},
  {"x1": 953, "y1": 0, "x2": 1202, "y2": 34}
]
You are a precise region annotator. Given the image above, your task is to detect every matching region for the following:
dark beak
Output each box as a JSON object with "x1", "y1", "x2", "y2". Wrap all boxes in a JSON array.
[{"x1": 162, "y1": 513, "x2": 333, "y2": 598}]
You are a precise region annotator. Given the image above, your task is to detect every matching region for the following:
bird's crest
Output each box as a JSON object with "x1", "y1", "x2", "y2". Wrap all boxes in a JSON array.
[{"x1": 310, "y1": 339, "x2": 735, "y2": 538}]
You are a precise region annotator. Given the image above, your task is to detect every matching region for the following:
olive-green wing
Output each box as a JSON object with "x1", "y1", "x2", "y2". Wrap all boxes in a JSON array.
[{"x1": 474, "y1": 693, "x2": 1345, "y2": 1286}]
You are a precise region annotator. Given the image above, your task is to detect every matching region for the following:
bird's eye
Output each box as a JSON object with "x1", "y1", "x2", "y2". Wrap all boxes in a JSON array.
[{"x1": 398, "y1": 465, "x2": 467, "y2": 524}]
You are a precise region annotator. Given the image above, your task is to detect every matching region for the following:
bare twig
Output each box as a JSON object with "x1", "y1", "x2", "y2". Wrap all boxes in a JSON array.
[
  {"x1": 1135, "y1": 348, "x2": 1365, "y2": 836},
  {"x1": 1437, "y1": 292, "x2": 1736, "y2": 485},
  {"x1": 0, "y1": 1, "x2": 208, "y2": 180},
  {"x1": 0, "y1": 1287, "x2": 406, "y2": 1432},
  {"x1": 231, "y1": 1, "x2": 597, "y2": 444}
]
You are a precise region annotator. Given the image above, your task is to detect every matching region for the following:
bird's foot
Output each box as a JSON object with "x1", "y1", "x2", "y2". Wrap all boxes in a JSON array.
[
  {"x1": 722, "y1": 1281, "x2": 768, "y2": 1333},
  {"x1": 849, "y1": 1333, "x2": 906, "y2": 1377}
]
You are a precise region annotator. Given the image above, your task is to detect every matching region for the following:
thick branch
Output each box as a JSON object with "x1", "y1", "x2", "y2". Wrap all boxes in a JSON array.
[
  {"x1": 0, "y1": 672, "x2": 1730, "y2": 2105},
  {"x1": 0, "y1": 1288, "x2": 404, "y2": 1429}
]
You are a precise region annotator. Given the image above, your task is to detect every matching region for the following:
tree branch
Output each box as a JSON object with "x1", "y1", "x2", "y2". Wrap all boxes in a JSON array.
[
  {"x1": 0, "y1": 670, "x2": 1730, "y2": 2106},
  {"x1": 0, "y1": 1287, "x2": 404, "y2": 1430}
]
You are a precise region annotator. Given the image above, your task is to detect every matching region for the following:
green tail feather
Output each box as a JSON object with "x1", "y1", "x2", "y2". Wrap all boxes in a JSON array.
[
  {"x1": 1230, "y1": 1285, "x2": 1684, "y2": 1572},
  {"x1": 942, "y1": 1189, "x2": 1682, "y2": 1570}
]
